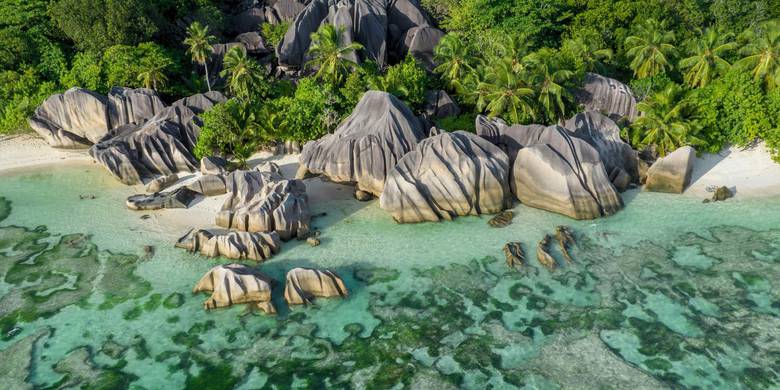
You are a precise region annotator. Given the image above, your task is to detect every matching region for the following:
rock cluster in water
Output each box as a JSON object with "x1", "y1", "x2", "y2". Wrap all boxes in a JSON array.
[
  {"x1": 284, "y1": 267, "x2": 349, "y2": 305},
  {"x1": 193, "y1": 263, "x2": 277, "y2": 314},
  {"x1": 176, "y1": 229, "x2": 281, "y2": 262}
]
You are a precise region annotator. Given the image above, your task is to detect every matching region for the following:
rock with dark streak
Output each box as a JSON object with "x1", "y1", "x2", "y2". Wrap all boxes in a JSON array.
[
  {"x1": 488, "y1": 210, "x2": 514, "y2": 228},
  {"x1": 284, "y1": 267, "x2": 348, "y2": 305},
  {"x1": 107, "y1": 87, "x2": 166, "y2": 130},
  {"x1": 555, "y1": 225, "x2": 575, "y2": 263},
  {"x1": 28, "y1": 87, "x2": 109, "y2": 148},
  {"x1": 503, "y1": 242, "x2": 526, "y2": 269},
  {"x1": 126, "y1": 187, "x2": 198, "y2": 210},
  {"x1": 575, "y1": 73, "x2": 638, "y2": 121},
  {"x1": 187, "y1": 174, "x2": 227, "y2": 196},
  {"x1": 193, "y1": 263, "x2": 276, "y2": 313},
  {"x1": 537, "y1": 235, "x2": 557, "y2": 271},
  {"x1": 176, "y1": 229, "x2": 281, "y2": 261},
  {"x1": 145, "y1": 174, "x2": 179, "y2": 193}
]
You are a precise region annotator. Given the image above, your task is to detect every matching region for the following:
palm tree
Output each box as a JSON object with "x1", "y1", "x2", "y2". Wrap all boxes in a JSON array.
[
  {"x1": 137, "y1": 57, "x2": 171, "y2": 91},
  {"x1": 562, "y1": 37, "x2": 613, "y2": 74},
  {"x1": 736, "y1": 19, "x2": 780, "y2": 90},
  {"x1": 480, "y1": 59, "x2": 536, "y2": 124},
  {"x1": 184, "y1": 22, "x2": 216, "y2": 92},
  {"x1": 306, "y1": 25, "x2": 363, "y2": 86},
  {"x1": 434, "y1": 33, "x2": 481, "y2": 89},
  {"x1": 631, "y1": 84, "x2": 701, "y2": 157},
  {"x1": 624, "y1": 19, "x2": 677, "y2": 78},
  {"x1": 679, "y1": 28, "x2": 737, "y2": 88},
  {"x1": 525, "y1": 49, "x2": 576, "y2": 123},
  {"x1": 220, "y1": 46, "x2": 265, "y2": 99},
  {"x1": 456, "y1": 65, "x2": 491, "y2": 113}
]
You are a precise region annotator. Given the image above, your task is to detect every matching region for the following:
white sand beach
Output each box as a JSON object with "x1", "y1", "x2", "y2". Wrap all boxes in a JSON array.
[{"x1": 685, "y1": 143, "x2": 780, "y2": 199}]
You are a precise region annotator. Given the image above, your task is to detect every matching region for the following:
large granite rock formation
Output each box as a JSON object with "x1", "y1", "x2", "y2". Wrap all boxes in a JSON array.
[
  {"x1": 187, "y1": 174, "x2": 228, "y2": 196},
  {"x1": 644, "y1": 146, "x2": 695, "y2": 194},
  {"x1": 576, "y1": 73, "x2": 638, "y2": 121},
  {"x1": 193, "y1": 264, "x2": 276, "y2": 313},
  {"x1": 511, "y1": 126, "x2": 623, "y2": 219},
  {"x1": 564, "y1": 111, "x2": 638, "y2": 189},
  {"x1": 89, "y1": 105, "x2": 202, "y2": 184},
  {"x1": 172, "y1": 91, "x2": 227, "y2": 114},
  {"x1": 107, "y1": 87, "x2": 166, "y2": 129},
  {"x1": 28, "y1": 87, "x2": 109, "y2": 148},
  {"x1": 298, "y1": 91, "x2": 425, "y2": 195},
  {"x1": 276, "y1": 0, "x2": 434, "y2": 69},
  {"x1": 176, "y1": 229, "x2": 281, "y2": 261},
  {"x1": 216, "y1": 165, "x2": 311, "y2": 240},
  {"x1": 380, "y1": 131, "x2": 511, "y2": 223},
  {"x1": 284, "y1": 267, "x2": 348, "y2": 305},
  {"x1": 400, "y1": 26, "x2": 444, "y2": 70}
]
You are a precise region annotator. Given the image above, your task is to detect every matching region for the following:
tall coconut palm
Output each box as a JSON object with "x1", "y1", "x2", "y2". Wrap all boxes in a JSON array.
[
  {"x1": 480, "y1": 59, "x2": 536, "y2": 124},
  {"x1": 220, "y1": 46, "x2": 265, "y2": 99},
  {"x1": 679, "y1": 28, "x2": 737, "y2": 88},
  {"x1": 434, "y1": 33, "x2": 481, "y2": 89},
  {"x1": 562, "y1": 37, "x2": 613, "y2": 74},
  {"x1": 184, "y1": 22, "x2": 216, "y2": 92},
  {"x1": 624, "y1": 19, "x2": 677, "y2": 78},
  {"x1": 137, "y1": 59, "x2": 169, "y2": 91},
  {"x1": 631, "y1": 84, "x2": 701, "y2": 156},
  {"x1": 736, "y1": 19, "x2": 780, "y2": 90},
  {"x1": 306, "y1": 24, "x2": 363, "y2": 86},
  {"x1": 525, "y1": 49, "x2": 576, "y2": 123}
]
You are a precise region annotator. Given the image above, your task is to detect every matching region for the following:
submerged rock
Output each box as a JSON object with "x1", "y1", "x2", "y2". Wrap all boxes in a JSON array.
[
  {"x1": 564, "y1": 111, "x2": 638, "y2": 188},
  {"x1": 299, "y1": 91, "x2": 425, "y2": 196},
  {"x1": 216, "y1": 166, "x2": 311, "y2": 240},
  {"x1": 284, "y1": 267, "x2": 348, "y2": 305},
  {"x1": 503, "y1": 241, "x2": 526, "y2": 269},
  {"x1": 126, "y1": 187, "x2": 198, "y2": 210},
  {"x1": 176, "y1": 229, "x2": 281, "y2": 261},
  {"x1": 644, "y1": 146, "x2": 695, "y2": 194},
  {"x1": 28, "y1": 87, "x2": 109, "y2": 148},
  {"x1": 575, "y1": 73, "x2": 638, "y2": 121},
  {"x1": 510, "y1": 126, "x2": 623, "y2": 220},
  {"x1": 536, "y1": 235, "x2": 557, "y2": 271},
  {"x1": 380, "y1": 131, "x2": 511, "y2": 223},
  {"x1": 488, "y1": 210, "x2": 514, "y2": 228},
  {"x1": 193, "y1": 263, "x2": 276, "y2": 313},
  {"x1": 555, "y1": 225, "x2": 575, "y2": 263},
  {"x1": 145, "y1": 173, "x2": 178, "y2": 193}
]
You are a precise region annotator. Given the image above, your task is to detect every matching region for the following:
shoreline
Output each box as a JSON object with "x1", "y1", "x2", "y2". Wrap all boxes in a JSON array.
[{"x1": 2, "y1": 134, "x2": 780, "y2": 201}]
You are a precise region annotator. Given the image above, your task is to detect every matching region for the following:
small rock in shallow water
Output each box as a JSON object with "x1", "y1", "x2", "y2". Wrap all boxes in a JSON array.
[
  {"x1": 142, "y1": 245, "x2": 155, "y2": 259},
  {"x1": 307, "y1": 237, "x2": 320, "y2": 247},
  {"x1": 79, "y1": 194, "x2": 96, "y2": 200},
  {"x1": 555, "y1": 226, "x2": 575, "y2": 263},
  {"x1": 140, "y1": 214, "x2": 150, "y2": 220},
  {"x1": 284, "y1": 268, "x2": 348, "y2": 305},
  {"x1": 537, "y1": 235, "x2": 557, "y2": 271},
  {"x1": 488, "y1": 210, "x2": 514, "y2": 228},
  {"x1": 354, "y1": 190, "x2": 373, "y2": 201},
  {"x1": 503, "y1": 242, "x2": 526, "y2": 269},
  {"x1": 712, "y1": 186, "x2": 733, "y2": 202},
  {"x1": 193, "y1": 263, "x2": 276, "y2": 314}
]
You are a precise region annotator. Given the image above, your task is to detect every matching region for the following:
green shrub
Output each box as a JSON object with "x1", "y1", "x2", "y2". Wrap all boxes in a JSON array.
[
  {"x1": 0, "y1": 68, "x2": 59, "y2": 135},
  {"x1": 261, "y1": 22, "x2": 290, "y2": 48},
  {"x1": 273, "y1": 77, "x2": 345, "y2": 142},
  {"x1": 194, "y1": 99, "x2": 260, "y2": 166},
  {"x1": 369, "y1": 55, "x2": 430, "y2": 111}
]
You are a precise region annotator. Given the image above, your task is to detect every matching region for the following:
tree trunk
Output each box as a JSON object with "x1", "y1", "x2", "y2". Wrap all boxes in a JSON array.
[{"x1": 204, "y1": 61, "x2": 212, "y2": 92}]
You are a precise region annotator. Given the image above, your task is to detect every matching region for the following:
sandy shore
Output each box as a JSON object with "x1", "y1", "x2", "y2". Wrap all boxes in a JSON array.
[
  {"x1": 0, "y1": 134, "x2": 93, "y2": 173},
  {"x1": 685, "y1": 143, "x2": 780, "y2": 199}
]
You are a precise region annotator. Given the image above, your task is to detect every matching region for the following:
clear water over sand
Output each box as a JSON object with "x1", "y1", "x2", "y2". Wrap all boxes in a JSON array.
[{"x1": 0, "y1": 163, "x2": 778, "y2": 389}]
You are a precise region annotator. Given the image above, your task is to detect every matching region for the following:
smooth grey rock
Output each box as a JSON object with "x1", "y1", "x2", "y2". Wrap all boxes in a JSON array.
[
  {"x1": 284, "y1": 267, "x2": 348, "y2": 305},
  {"x1": 176, "y1": 228, "x2": 281, "y2": 261},
  {"x1": 145, "y1": 173, "x2": 179, "y2": 193},
  {"x1": 107, "y1": 87, "x2": 166, "y2": 130},
  {"x1": 216, "y1": 166, "x2": 311, "y2": 240},
  {"x1": 423, "y1": 90, "x2": 459, "y2": 119},
  {"x1": 200, "y1": 156, "x2": 228, "y2": 175},
  {"x1": 564, "y1": 111, "x2": 638, "y2": 187},
  {"x1": 28, "y1": 87, "x2": 109, "y2": 148},
  {"x1": 277, "y1": 0, "x2": 330, "y2": 68},
  {"x1": 273, "y1": 0, "x2": 307, "y2": 21},
  {"x1": 400, "y1": 26, "x2": 443, "y2": 70},
  {"x1": 172, "y1": 91, "x2": 227, "y2": 114},
  {"x1": 380, "y1": 131, "x2": 511, "y2": 223},
  {"x1": 299, "y1": 91, "x2": 425, "y2": 195},
  {"x1": 193, "y1": 263, "x2": 276, "y2": 313},
  {"x1": 576, "y1": 73, "x2": 638, "y2": 122},
  {"x1": 236, "y1": 31, "x2": 270, "y2": 54},
  {"x1": 510, "y1": 125, "x2": 623, "y2": 220},
  {"x1": 233, "y1": 7, "x2": 266, "y2": 35},
  {"x1": 387, "y1": 0, "x2": 430, "y2": 31},
  {"x1": 126, "y1": 187, "x2": 198, "y2": 210},
  {"x1": 187, "y1": 174, "x2": 227, "y2": 196},
  {"x1": 644, "y1": 146, "x2": 695, "y2": 194},
  {"x1": 89, "y1": 105, "x2": 201, "y2": 184},
  {"x1": 475, "y1": 115, "x2": 509, "y2": 147}
]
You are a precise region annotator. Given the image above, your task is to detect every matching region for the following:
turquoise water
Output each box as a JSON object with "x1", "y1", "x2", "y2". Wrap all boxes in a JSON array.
[{"x1": 1, "y1": 163, "x2": 779, "y2": 389}]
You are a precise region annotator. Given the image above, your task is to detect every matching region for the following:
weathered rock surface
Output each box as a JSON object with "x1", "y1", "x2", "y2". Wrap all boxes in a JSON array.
[
  {"x1": 644, "y1": 146, "x2": 695, "y2": 194},
  {"x1": 537, "y1": 235, "x2": 557, "y2": 271},
  {"x1": 172, "y1": 91, "x2": 227, "y2": 114},
  {"x1": 380, "y1": 131, "x2": 511, "y2": 223},
  {"x1": 193, "y1": 264, "x2": 276, "y2": 313},
  {"x1": 299, "y1": 91, "x2": 425, "y2": 196},
  {"x1": 107, "y1": 87, "x2": 166, "y2": 129},
  {"x1": 236, "y1": 31, "x2": 271, "y2": 54},
  {"x1": 564, "y1": 111, "x2": 638, "y2": 188},
  {"x1": 200, "y1": 156, "x2": 228, "y2": 175},
  {"x1": 488, "y1": 210, "x2": 514, "y2": 227},
  {"x1": 400, "y1": 26, "x2": 444, "y2": 70},
  {"x1": 555, "y1": 225, "x2": 575, "y2": 263},
  {"x1": 510, "y1": 125, "x2": 623, "y2": 220},
  {"x1": 176, "y1": 229, "x2": 281, "y2": 261},
  {"x1": 503, "y1": 241, "x2": 526, "y2": 269},
  {"x1": 28, "y1": 87, "x2": 109, "y2": 148},
  {"x1": 187, "y1": 174, "x2": 227, "y2": 196},
  {"x1": 423, "y1": 89, "x2": 460, "y2": 119},
  {"x1": 145, "y1": 173, "x2": 179, "y2": 193},
  {"x1": 576, "y1": 73, "x2": 638, "y2": 121},
  {"x1": 284, "y1": 267, "x2": 348, "y2": 305},
  {"x1": 89, "y1": 105, "x2": 202, "y2": 185},
  {"x1": 216, "y1": 165, "x2": 311, "y2": 240},
  {"x1": 126, "y1": 187, "x2": 198, "y2": 210},
  {"x1": 277, "y1": 0, "x2": 432, "y2": 69}
]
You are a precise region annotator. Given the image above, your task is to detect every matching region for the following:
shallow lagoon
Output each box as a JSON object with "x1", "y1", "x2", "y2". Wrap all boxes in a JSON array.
[{"x1": 0, "y1": 163, "x2": 779, "y2": 389}]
